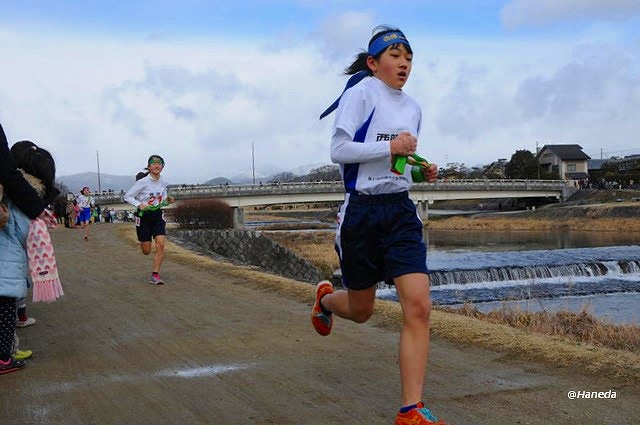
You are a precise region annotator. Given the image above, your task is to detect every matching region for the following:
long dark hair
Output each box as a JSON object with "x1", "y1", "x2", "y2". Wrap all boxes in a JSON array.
[
  {"x1": 10, "y1": 140, "x2": 59, "y2": 204},
  {"x1": 344, "y1": 25, "x2": 412, "y2": 76}
]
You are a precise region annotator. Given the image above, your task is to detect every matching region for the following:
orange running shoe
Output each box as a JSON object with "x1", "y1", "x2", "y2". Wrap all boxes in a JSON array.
[
  {"x1": 395, "y1": 402, "x2": 447, "y2": 425},
  {"x1": 311, "y1": 280, "x2": 334, "y2": 336}
]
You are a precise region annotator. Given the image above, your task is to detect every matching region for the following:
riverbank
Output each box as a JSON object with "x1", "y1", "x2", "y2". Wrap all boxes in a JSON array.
[
  {"x1": 427, "y1": 188, "x2": 640, "y2": 231},
  {"x1": 247, "y1": 195, "x2": 640, "y2": 282},
  {"x1": 244, "y1": 202, "x2": 640, "y2": 381},
  {"x1": 158, "y1": 225, "x2": 640, "y2": 384}
]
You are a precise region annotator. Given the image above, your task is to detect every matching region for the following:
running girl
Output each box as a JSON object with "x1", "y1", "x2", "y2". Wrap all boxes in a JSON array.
[
  {"x1": 123, "y1": 155, "x2": 174, "y2": 285},
  {"x1": 312, "y1": 26, "x2": 444, "y2": 425},
  {"x1": 76, "y1": 186, "x2": 94, "y2": 240}
]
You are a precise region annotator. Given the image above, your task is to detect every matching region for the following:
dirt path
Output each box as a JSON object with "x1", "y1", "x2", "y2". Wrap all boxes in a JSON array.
[{"x1": 0, "y1": 224, "x2": 637, "y2": 424}]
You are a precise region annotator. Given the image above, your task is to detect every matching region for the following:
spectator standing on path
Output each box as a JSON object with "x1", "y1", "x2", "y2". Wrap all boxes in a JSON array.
[
  {"x1": 0, "y1": 134, "x2": 58, "y2": 375},
  {"x1": 65, "y1": 200, "x2": 76, "y2": 228},
  {"x1": 76, "y1": 187, "x2": 94, "y2": 240},
  {"x1": 73, "y1": 200, "x2": 80, "y2": 226},
  {"x1": 123, "y1": 155, "x2": 174, "y2": 285},
  {"x1": 102, "y1": 207, "x2": 111, "y2": 223},
  {"x1": 312, "y1": 26, "x2": 444, "y2": 425},
  {"x1": 0, "y1": 125, "x2": 48, "y2": 221}
]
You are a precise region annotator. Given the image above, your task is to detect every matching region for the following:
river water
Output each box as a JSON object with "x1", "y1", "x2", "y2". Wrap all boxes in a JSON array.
[
  {"x1": 377, "y1": 228, "x2": 640, "y2": 325},
  {"x1": 254, "y1": 218, "x2": 640, "y2": 325}
]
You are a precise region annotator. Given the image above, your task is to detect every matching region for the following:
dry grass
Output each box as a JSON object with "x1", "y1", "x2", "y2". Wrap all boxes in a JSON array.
[
  {"x1": 116, "y1": 224, "x2": 640, "y2": 383},
  {"x1": 439, "y1": 303, "x2": 640, "y2": 354},
  {"x1": 262, "y1": 231, "x2": 339, "y2": 278}
]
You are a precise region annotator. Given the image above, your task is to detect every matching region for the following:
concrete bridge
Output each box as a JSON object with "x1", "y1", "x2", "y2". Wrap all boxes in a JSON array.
[{"x1": 95, "y1": 179, "x2": 571, "y2": 228}]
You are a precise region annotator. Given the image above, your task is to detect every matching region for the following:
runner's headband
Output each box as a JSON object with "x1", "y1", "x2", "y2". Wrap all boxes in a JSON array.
[
  {"x1": 368, "y1": 31, "x2": 411, "y2": 56},
  {"x1": 148, "y1": 155, "x2": 165, "y2": 166}
]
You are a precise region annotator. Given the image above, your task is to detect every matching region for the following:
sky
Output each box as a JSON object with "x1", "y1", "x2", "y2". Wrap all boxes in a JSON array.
[{"x1": 1, "y1": 0, "x2": 639, "y2": 185}]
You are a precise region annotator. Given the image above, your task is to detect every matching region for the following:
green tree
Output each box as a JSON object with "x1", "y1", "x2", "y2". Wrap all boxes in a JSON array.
[{"x1": 505, "y1": 150, "x2": 538, "y2": 179}]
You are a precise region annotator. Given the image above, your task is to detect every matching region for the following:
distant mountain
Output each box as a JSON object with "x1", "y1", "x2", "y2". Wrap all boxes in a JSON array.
[
  {"x1": 226, "y1": 164, "x2": 284, "y2": 185},
  {"x1": 58, "y1": 162, "x2": 334, "y2": 194},
  {"x1": 223, "y1": 162, "x2": 329, "y2": 185},
  {"x1": 291, "y1": 163, "x2": 327, "y2": 176},
  {"x1": 57, "y1": 172, "x2": 136, "y2": 194},
  {"x1": 203, "y1": 177, "x2": 233, "y2": 185}
]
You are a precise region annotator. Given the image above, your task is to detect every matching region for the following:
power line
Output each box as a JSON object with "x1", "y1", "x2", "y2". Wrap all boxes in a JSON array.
[
  {"x1": 601, "y1": 148, "x2": 640, "y2": 156},
  {"x1": 586, "y1": 148, "x2": 640, "y2": 159}
]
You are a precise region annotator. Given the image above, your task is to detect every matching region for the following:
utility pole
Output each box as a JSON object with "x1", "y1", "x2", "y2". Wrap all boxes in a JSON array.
[
  {"x1": 96, "y1": 150, "x2": 102, "y2": 194},
  {"x1": 536, "y1": 141, "x2": 540, "y2": 179},
  {"x1": 251, "y1": 143, "x2": 256, "y2": 185}
]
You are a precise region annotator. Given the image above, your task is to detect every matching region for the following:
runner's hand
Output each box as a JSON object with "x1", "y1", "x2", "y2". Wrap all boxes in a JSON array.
[
  {"x1": 422, "y1": 163, "x2": 438, "y2": 183},
  {"x1": 390, "y1": 131, "x2": 417, "y2": 156}
]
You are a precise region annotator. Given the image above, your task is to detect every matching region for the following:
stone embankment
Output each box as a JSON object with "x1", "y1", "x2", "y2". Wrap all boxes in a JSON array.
[{"x1": 171, "y1": 228, "x2": 321, "y2": 283}]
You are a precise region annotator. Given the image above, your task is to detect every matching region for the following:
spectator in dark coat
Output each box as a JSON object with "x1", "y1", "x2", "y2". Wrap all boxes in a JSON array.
[{"x1": 0, "y1": 123, "x2": 46, "y2": 219}]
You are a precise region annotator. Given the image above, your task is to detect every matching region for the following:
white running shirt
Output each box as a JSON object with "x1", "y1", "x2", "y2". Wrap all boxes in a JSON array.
[
  {"x1": 123, "y1": 175, "x2": 168, "y2": 208},
  {"x1": 330, "y1": 76, "x2": 422, "y2": 195},
  {"x1": 76, "y1": 194, "x2": 94, "y2": 209}
]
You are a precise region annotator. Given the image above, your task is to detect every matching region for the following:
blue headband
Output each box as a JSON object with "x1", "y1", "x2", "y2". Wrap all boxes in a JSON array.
[{"x1": 368, "y1": 31, "x2": 410, "y2": 56}]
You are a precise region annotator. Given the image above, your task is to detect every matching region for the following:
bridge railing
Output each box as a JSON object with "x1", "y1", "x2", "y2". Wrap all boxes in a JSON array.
[
  {"x1": 167, "y1": 181, "x2": 346, "y2": 199},
  {"x1": 93, "y1": 179, "x2": 568, "y2": 204},
  {"x1": 415, "y1": 179, "x2": 568, "y2": 191}
]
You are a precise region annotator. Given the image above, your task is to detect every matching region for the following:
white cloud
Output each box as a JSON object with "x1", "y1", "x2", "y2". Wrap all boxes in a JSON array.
[
  {"x1": 0, "y1": 30, "x2": 338, "y2": 183},
  {"x1": 313, "y1": 10, "x2": 375, "y2": 61},
  {"x1": 403, "y1": 32, "x2": 640, "y2": 167},
  {"x1": 501, "y1": 0, "x2": 640, "y2": 29},
  {"x1": 1, "y1": 7, "x2": 639, "y2": 184}
]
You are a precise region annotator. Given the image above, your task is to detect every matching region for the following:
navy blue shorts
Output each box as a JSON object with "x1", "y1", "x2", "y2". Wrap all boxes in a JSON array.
[
  {"x1": 335, "y1": 191, "x2": 428, "y2": 290},
  {"x1": 135, "y1": 209, "x2": 166, "y2": 242}
]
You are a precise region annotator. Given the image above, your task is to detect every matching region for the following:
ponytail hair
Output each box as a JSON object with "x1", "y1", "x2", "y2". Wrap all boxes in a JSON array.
[
  {"x1": 344, "y1": 51, "x2": 370, "y2": 76},
  {"x1": 136, "y1": 169, "x2": 150, "y2": 181}
]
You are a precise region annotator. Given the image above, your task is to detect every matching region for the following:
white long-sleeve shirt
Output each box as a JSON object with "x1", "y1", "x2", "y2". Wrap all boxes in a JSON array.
[
  {"x1": 123, "y1": 175, "x2": 168, "y2": 209},
  {"x1": 330, "y1": 76, "x2": 422, "y2": 195}
]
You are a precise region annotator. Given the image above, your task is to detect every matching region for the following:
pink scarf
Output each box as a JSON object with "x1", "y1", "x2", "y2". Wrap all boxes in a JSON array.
[{"x1": 27, "y1": 217, "x2": 64, "y2": 302}]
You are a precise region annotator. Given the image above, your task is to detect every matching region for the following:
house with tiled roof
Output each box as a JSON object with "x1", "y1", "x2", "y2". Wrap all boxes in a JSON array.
[{"x1": 536, "y1": 144, "x2": 591, "y2": 182}]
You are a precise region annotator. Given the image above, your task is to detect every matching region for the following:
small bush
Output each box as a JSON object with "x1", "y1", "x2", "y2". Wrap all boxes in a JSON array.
[{"x1": 170, "y1": 198, "x2": 233, "y2": 229}]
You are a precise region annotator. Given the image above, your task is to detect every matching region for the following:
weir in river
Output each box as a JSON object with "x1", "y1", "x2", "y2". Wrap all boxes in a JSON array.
[{"x1": 371, "y1": 245, "x2": 640, "y2": 324}]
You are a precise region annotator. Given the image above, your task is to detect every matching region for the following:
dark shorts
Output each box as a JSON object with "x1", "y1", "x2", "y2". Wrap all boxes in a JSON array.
[
  {"x1": 335, "y1": 191, "x2": 428, "y2": 290},
  {"x1": 135, "y1": 209, "x2": 166, "y2": 242}
]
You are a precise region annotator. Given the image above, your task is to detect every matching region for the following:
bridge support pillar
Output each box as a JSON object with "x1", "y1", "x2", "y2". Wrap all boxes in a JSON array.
[
  {"x1": 416, "y1": 200, "x2": 429, "y2": 221},
  {"x1": 232, "y1": 207, "x2": 245, "y2": 229}
]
